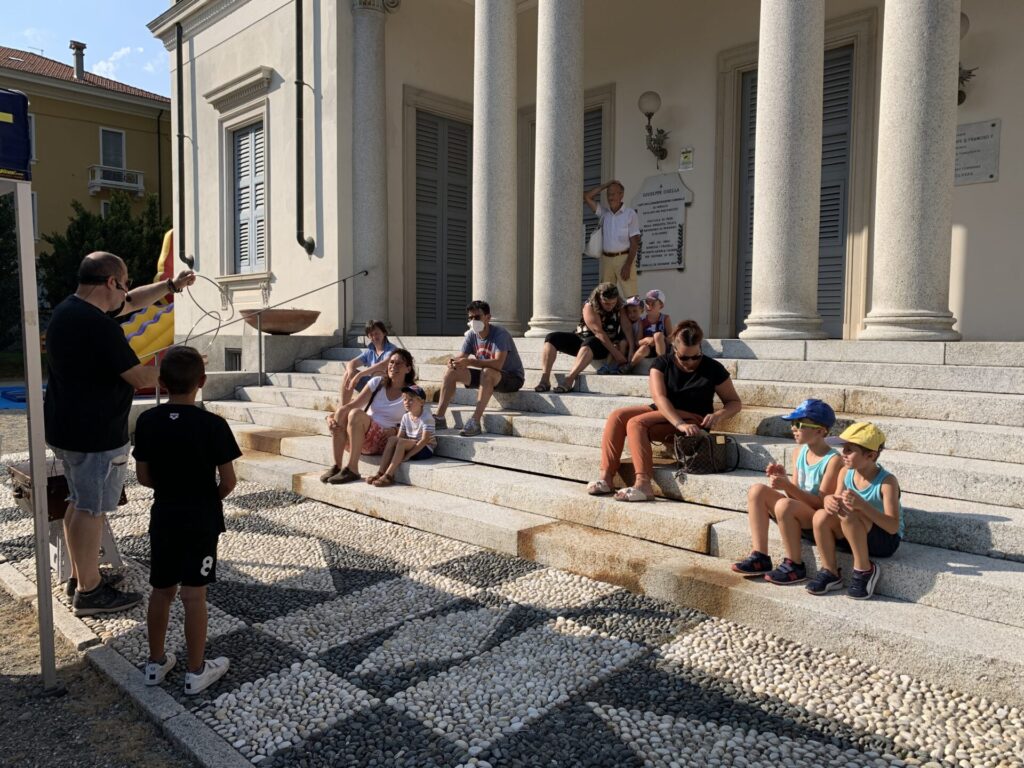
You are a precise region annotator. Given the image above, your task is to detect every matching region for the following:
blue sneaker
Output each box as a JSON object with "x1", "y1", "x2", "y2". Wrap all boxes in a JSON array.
[
  {"x1": 731, "y1": 551, "x2": 772, "y2": 576},
  {"x1": 764, "y1": 558, "x2": 807, "y2": 585},
  {"x1": 596, "y1": 364, "x2": 617, "y2": 375},
  {"x1": 805, "y1": 568, "x2": 843, "y2": 595},
  {"x1": 847, "y1": 563, "x2": 880, "y2": 600}
]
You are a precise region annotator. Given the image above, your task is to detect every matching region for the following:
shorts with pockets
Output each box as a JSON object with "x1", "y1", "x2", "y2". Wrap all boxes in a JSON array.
[
  {"x1": 149, "y1": 528, "x2": 220, "y2": 588},
  {"x1": 467, "y1": 368, "x2": 525, "y2": 393},
  {"x1": 51, "y1": 442, "x2": 130, "y2": 517}
]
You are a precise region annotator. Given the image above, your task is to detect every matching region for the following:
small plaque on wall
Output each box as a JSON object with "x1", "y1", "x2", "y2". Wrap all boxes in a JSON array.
[{"x1": 955, "y1": 119, "x2": 1000, "y2": 186}]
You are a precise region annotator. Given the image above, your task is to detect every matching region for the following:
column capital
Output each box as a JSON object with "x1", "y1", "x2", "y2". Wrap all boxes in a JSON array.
[{"x1": 352, "y1": 0, "x2": 400, "y2": 13}]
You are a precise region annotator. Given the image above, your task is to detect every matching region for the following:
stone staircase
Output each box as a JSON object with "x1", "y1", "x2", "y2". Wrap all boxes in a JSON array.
[{"x1": 203, "y1": 336, "x2": 1024, "y2": 705}]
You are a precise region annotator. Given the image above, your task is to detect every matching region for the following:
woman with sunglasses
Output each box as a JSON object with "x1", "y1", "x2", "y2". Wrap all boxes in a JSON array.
[
  {"x1": 588, "y1": 320, "x2": 742, "y2": 502},
  {"x1": 534, "y1": 282, "x2": 634, "y2": 393}
]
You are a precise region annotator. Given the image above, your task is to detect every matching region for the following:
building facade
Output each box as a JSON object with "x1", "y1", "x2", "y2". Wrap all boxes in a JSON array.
[{"x1": 150, "y1": 0, "x2": 1023, "y2": 342}]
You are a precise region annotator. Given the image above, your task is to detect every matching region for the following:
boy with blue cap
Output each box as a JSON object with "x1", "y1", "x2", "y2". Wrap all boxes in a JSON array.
[
  {"x1": 732, "y1": 399, "x2": 842, "y2": 585},
  {"x1": 808, "y1": 422, "x2": 902, "y2": 599}
]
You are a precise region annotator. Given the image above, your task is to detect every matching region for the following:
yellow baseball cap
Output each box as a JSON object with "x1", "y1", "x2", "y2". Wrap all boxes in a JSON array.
[{"x1": 827, "y1": 422, "x2": 886, "y2": 451}]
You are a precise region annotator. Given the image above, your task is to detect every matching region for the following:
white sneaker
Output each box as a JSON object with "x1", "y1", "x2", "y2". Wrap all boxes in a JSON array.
[
  {"x1": 144, "y1": 652, "x2": 176, "y2": 686},
  {"x1": 184, "y1": 656, "x2": 230, "y2": 695}
]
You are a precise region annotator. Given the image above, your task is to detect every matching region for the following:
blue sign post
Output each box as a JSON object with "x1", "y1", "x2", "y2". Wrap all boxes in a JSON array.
[{"x1": 0, "y1": 88, "x2": 33, "y2": 182}]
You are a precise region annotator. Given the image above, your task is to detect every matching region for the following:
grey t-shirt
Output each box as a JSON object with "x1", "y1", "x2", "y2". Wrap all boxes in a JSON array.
[{"x1": 460, "y1": 324, "x2": 525, "y2": 380}]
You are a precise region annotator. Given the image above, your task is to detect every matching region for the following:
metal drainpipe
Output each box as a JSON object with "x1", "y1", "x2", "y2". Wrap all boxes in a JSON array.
[
  {"x1": 296, "y1": 0, "x2": 315, "y2": 254},
  {"x1": 176, "y1": 23, "x2": 192, "y2": 268}
]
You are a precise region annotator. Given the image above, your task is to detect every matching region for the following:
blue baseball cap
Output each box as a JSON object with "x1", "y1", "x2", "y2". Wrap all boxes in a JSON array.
[
  {"x1": 401, "y1": 385, "x2": 427, "y2": 400},
  {"x1": 781, "y1": 399, "x2": 836, "y2": 430}
]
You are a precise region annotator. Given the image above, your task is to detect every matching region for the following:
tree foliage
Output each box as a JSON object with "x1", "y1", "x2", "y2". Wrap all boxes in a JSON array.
[
  {"x1": 37, "y1": 192, "x2": 171, "y2": 307},
  {"x1": 0, "y1": 194, "x2": 21, "y2": 348}
]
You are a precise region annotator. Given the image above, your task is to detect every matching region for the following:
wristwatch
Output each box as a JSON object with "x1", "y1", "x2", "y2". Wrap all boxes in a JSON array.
[{"x1": 166, "y1": 278, "x2": 182, "y2": 294}]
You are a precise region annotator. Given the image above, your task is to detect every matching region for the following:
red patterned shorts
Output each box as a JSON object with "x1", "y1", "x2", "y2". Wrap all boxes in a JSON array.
[{"x1": 361, "y1": 421, "x2": 397, "y2": 455}]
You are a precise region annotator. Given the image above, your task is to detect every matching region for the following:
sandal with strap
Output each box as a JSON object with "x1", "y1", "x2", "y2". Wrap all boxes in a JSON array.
[
  {"x1": 552, "y1": 377, "x2": 577, "y2": 394},
  {"x1": 372, "y1": 474, "x2": 395, "y2": 487},
  {"x1": 328, "y1": 467, "x2": 361, "y2": 485},
  {"x1": 366, "y1": 472, "x2": 384, "y2": 485},
  {"x1": 614, "y1": 486, "x2": 653, "y2": 503},
  {"x1": 534, "y1": 381, "x2": 552, "y2": 393},
  {"x1": 587, "y1": 479, "x2": 613, "y2": 496}
]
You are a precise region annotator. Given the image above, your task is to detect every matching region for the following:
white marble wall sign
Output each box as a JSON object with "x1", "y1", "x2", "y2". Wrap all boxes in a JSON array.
[
  {"x1": 955, "y1": 118, "x2": 1000, "y2": 186},
  {"x1": 631, "y1": 172, "x2": 694, "y2": 272}
]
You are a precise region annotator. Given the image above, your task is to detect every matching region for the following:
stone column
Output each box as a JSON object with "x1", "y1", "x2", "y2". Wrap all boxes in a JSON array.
[
  {"x1": 739, "y1": 0, "x2": 826, "y2": 340},
  {"x1": 526, "y1": 0, "x2": 584, "y2": 337},
  {"x1": 350, "y1": 0, "x2": 399, "y2": 336},
  {"x1": 472, "y1": 0, "x2": 520, "y2": 333},
  {"x1": 860, "y1": 0, "x2": 961, "y2": 340}
]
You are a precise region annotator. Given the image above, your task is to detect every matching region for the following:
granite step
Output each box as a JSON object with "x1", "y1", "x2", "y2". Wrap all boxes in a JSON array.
[{"x1": 229, "y1": 439, "x2": 1024, "y2": 707}]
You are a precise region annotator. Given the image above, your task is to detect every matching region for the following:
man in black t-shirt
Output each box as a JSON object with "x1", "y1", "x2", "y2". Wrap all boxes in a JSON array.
[
  {"x1": 133, "y1": 345, "x2": 241, "y2": 695},
  {"x1": 44, "y1": 251, "x2": 195, "y2": 617}
]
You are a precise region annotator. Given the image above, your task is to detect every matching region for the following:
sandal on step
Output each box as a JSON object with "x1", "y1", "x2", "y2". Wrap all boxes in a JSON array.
[
  {"x1": 366, "y1": 472, "x2": 384, "y2": 485},
  {"x1": 614, "y1": 486, "x2": 653, "y2": 503},
  {"x1": 587, "y1": 479, "x2": 613, "y2": 496},
  {"x1": 534, "y1": 381, "x2": 552, "y2": 393},
  {"x1": 328, "y1": 467, "x2": 361, "y2": 485},
  {"x1": 372, "y1": 474, "x2": 395, "y2": 487},
  {"x1": 552, "y1": 378, "x2": 577, "y2": 394}
]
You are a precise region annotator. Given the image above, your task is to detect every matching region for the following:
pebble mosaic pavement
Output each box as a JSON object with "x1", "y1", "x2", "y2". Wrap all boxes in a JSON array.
[{"x1": 2, "y1": 455, "x2": 1023, "y2": 768}]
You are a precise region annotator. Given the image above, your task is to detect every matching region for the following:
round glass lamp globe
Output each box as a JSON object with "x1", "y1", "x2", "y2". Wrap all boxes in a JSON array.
[{"x1": 638, "y1": 91, "x2": 662, "y2": 117}]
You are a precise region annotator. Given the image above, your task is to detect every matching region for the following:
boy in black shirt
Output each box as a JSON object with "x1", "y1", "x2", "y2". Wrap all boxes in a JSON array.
[{"x1": 132, "y1": 346, "x2": 242, "y2": 695}]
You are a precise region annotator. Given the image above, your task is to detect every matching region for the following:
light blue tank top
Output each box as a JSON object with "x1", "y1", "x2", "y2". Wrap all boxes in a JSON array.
[
  {"x1": 795, "y1": 444, "x2": 838, "y2": 495},
  {"x1": 844, "y1": 466, "x2": 904, "y2": 539}
]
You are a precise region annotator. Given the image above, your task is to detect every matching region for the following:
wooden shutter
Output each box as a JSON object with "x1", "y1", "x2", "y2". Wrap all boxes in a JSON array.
[
  {"x1": 415, "y1": 111, "x2": 472, "y2": 334},
  {"x1": 234, "y1": 122, "x2": 265, "y2": 274},
  {"x1": 735, "y1": 45, "x2": 853, "y2": 338},
  {"x1": 581, "y1": 108, "x2": 603, "y2": 304}
]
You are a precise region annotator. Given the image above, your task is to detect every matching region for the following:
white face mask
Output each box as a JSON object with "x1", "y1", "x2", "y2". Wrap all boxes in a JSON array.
[{"x1": 468, "y1": 319, "x2": 485, "y2": 334}]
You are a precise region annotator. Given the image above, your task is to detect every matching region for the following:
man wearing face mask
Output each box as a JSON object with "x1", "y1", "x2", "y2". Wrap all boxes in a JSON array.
[
  {"x1": 44, "y1": 251, "x2": 196, "y2": 617},
  {"x1": 433, "y1": 300, "x2": 525, "y2": 437}
]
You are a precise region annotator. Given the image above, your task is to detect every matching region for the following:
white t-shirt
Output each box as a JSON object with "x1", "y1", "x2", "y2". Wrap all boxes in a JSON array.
[
  {"x1": 400, "y1": 406, "x2": 436, "y2": 445},
  {"x1": 596, "y1": 203, "x2": 641, "y2": 252},
  {"x1": 364, "y1": 377, "x2": 406, "y2": 429}
]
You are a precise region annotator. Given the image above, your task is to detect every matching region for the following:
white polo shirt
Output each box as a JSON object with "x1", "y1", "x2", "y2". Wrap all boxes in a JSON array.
[{"x1": 596, "y1": 203, "x2": 641, "y2": 253}]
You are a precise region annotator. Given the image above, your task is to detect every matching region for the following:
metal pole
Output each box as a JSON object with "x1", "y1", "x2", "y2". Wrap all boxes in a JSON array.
[
  {"x1": 256, "y1": 311, "x2": 263, "y2": 387},
  {"x1": 9, "y1": 180, "x2": 58, "y2": 689}
]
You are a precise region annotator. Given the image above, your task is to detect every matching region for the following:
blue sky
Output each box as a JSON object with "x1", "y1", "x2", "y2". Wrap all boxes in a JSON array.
[{"x1": 1, "y1": 1, "x2": 172, "y2": 96}]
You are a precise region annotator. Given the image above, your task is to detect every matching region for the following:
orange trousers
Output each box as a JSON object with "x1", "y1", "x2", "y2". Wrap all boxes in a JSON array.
[{"x1": 600, "y1": 404, "x2": 692, "y2": 481}]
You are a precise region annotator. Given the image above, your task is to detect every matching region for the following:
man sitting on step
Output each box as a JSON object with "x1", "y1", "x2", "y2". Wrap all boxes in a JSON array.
[{"x1": 433, "y1": 300, "x2": 525, "y2": 437}]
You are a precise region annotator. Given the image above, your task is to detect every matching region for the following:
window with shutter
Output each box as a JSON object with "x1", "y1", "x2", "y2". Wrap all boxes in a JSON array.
[
  {"x1": 415, "y1": 111, "x2": 473, "y2": 335},
  {"x1": 233, "y1": 122, "x2": 266, "y2": 274},
  {"x1": 581, "y1": 108, "x2": 603, "y2": 304},
  {"x1": 735, "y1": 45, "x2": 853, "y2": 338}
]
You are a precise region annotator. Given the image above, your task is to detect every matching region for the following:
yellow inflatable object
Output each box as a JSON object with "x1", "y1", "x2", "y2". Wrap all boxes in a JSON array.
[{"x1": 125, "y1": 303, "x2": 175, "y2": 364}]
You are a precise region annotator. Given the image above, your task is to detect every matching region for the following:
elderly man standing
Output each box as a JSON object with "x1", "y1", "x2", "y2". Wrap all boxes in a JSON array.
[
  {"x1": 585, "y1": 179, "x2": 642, "y2": 299},
  {"x1": 45, "y1": 251, "x2": 195, "y2": 617}
]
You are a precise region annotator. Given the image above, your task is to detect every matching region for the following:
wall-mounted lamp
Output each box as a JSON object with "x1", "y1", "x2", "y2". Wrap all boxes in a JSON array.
[
  {"x1": 958, "y1": 12, "x2": 978, "y2": 105},
  {"x1": 638, "y1": 90, "x2": 669, "y2": 163}
]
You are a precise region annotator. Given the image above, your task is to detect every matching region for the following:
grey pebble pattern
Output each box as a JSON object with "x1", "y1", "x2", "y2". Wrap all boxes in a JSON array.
[{"x1": 2, "y1": 455, "x2": 1023, "y2": 767}]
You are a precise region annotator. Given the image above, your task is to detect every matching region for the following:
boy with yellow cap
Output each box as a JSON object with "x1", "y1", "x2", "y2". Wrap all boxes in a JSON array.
[{"x1": 807, "y1": 422, "x2": 903, "y2": 600}]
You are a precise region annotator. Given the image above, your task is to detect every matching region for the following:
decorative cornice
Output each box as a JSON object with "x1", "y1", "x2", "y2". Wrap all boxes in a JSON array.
[
  {"x1": 149, "y1": 0, "x2": 259, "y2": 50},
  {"x1": 203, "y1": 66, "x2": 274, "y2": 113},
  {"x1": 352, "y1": 0, "x2": 401, "y2": 13}
]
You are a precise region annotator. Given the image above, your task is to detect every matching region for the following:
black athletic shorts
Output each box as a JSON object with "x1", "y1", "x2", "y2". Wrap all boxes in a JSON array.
[
  {"x1": 149, "y1": 528, "x2": 221, "y2": 589},
  {"x1": 467, "y1": 368, "x2": 525, "y2": 393},
  {"x1": 543, "y1": 331, "x2": 615, "y2": 360},
  {"x1": 802, "y1": 524, "x2": 901, "y2": 559}
]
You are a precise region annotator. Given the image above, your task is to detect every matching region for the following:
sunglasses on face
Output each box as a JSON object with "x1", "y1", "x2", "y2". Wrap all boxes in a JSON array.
[
  {"x1": 675, "y1": 353, "x2": 702, "y2": 362},
  {"x1": 791, "y1": 421, "x2": 822, "y2": 431}
]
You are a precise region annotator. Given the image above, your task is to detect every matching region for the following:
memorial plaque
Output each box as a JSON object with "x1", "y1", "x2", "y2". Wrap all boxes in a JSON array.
[
  {"x1": 631, "y1": 172, "x2": 693, "y2": 272},
  {"x1": 955, "y1": 119, "x2": 1000, "y2": 186}
]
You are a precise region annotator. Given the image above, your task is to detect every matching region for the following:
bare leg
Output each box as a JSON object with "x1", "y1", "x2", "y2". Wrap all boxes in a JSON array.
[
  {"x1": 564, "y1": 347, "x2": 594, "y2": 387},
  {"x1": 386, "y1": 438, "x2": 420, "y2": 476},
  {"x1": 147, "y1": 586, "x2": 177, "y2": 662},
  {"x1": 473, "y1": 369, "x2": 501, "y2": 421},
  {"x1": 774, "y1": 497, "x2": 818, "y2": 564},
  {"x1": 67, "y1": 510, "x2": 104, "y2": 592},
  {"x1": 340, "y1": 368, "x2": 355, "y2": 406},
  {"x1": 746, "y1": 484, "x2": 784, "y2": 554},
  {"x1": 653, "y1": 331, "x2": 667, "y2": 356},
  {"x1": 345, "y1": 410, "x2": 372, "y2": 471},
  {"x1": 812, "y1": 509, "x2": 843, "y2": 574},
  {"x1": 180, "y1": 586, "x2": 208, "y2": 673},
  {"x1": 839, "y1": 514, "x2": 873, "y2": 572},
  {"x1": 436, "y1": 367, "x2": 471, "y2": 418},
  {"x1": 538, "y1": 342, "x2": 557, "y2": 388},
  {"x1": 331, "y1": 419, "x2": 349, "y2": 467},
  {"x1": 63, "y1": 504, "x2": 78, "y2": 582},
  {"x1": 374, "y1": 435, "x2": 399, "y2": 479}
]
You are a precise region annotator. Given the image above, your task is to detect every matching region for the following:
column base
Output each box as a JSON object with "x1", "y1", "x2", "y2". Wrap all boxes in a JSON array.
[
  {"x1": 525, "y1": 314, "x2": 577, "y2": 338},
  {"x1": 738, "y1": 312, "x2": 827, "y2": 340},
  {"x1": 492, "y1": 317, "x2": 525, "y2": 336},
  {"x1": 860, "y1": 310, "x2": 960, "y2": 341}
]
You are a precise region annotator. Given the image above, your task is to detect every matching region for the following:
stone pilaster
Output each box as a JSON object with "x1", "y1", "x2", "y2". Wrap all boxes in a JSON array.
[
  {"x1": 350, "y1": 0, "x2": 399, "y2": 335},
  {"x1": 739, "y1": 0, "x2": 826, "y2": 340},
  {"x1": 860, "y1": 0, "x2": 961, "y2": 340},
  {"x1": 472, "y1": 0, "x2": 520, "y2": 333},
  {"x1": 526, "y1": 0, "x2": 583, "y2": 337}
]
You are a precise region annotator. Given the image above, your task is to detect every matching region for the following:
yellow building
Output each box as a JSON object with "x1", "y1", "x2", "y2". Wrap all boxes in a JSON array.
[{"x1": 0, "y1": 41, "x2": 171, "y2": 258}]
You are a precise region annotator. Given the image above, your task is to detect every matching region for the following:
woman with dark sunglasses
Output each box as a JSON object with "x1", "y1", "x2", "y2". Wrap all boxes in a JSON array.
[{"x1": 588, "y1": 320, "x2": 742, "y2": 502}]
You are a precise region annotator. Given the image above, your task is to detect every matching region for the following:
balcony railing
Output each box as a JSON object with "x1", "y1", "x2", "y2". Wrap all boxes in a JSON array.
[{"x1": 87, "y1": 165, "x2": 145, "y2": 197}]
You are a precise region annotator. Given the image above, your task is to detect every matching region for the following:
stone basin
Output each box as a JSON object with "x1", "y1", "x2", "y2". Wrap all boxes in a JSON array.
[{"x1": 240, "y1": 308, "x2": 320, "y2": 335}]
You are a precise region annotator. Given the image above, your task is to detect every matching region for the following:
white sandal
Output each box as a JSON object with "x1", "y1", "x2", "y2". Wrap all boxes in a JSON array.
[
  {"x1": 587, "y1": 479, "x2": 613, "y2": 496},
  {"x1": 614, "y1": 486, "x2": 653, "y2": 503}
]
